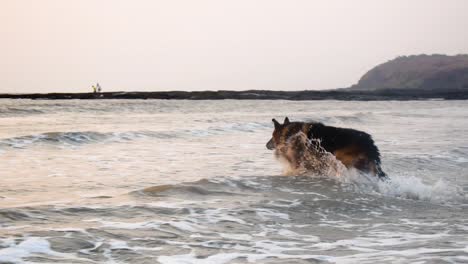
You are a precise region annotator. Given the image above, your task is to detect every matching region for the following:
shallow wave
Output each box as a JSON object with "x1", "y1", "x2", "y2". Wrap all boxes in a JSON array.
[
  {"x1": 137, "y1": 172, "x2": 466, "y2": 206},
  {"x1": 0, "y1": 107, "x2": 45, "y2": 116},
  {"x1": 1, "y1": 175, "x2": 466, "y2": 263},
  {"x1": 0, "y1": 131, "x2": 171, "y2": 148},
  {"x1": 0, "y1": 122, "x2": 268, "y2": 149},
  {"x1": 134, "y1": 178, "x2": 260, "y2": 200},
  {"x1": 137, "y1": 183, "x2": 246, "y2": 198},
  {"x1": 0, "y1": 210, "x2": 32, "y2": 221}
]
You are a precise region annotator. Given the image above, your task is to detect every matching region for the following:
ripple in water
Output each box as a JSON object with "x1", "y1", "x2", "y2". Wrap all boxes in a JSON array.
[{"x1": 0, "y1": 99, "x2": 467, "y2": 263}]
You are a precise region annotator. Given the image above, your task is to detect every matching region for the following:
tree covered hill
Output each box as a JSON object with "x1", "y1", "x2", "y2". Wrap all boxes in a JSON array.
[{"x1": 350, "y1": 54, "x2": 468, "y2": 91}]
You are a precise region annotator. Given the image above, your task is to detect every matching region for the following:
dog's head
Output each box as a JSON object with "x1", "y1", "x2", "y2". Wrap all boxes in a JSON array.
[
  {"x1": 266, "y1": 117, "x2": 291, "y2": 150},
  {"x1": 267, "y1": 117, "x2": 311, "y2": 150}
]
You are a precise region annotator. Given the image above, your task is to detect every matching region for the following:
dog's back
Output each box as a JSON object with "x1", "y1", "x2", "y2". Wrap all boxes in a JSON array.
[{"x1": 308, "y1": 123, "x2": 385, "y2": 178}]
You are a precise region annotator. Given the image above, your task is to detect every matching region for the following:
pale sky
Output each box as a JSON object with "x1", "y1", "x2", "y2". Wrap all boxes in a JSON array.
[{"x1": 1, "y1": 0, "x2": 468, "y2": 93}]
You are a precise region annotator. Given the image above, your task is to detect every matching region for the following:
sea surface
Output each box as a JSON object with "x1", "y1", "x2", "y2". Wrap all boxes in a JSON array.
[{"x1": 0, "y1": 99, "x2": 467, "y2": 264}]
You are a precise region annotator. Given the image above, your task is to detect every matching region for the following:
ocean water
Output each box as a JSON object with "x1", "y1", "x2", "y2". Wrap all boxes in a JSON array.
[{"x1": 0, "y1": 99, "x2": 467, "y2": 264}]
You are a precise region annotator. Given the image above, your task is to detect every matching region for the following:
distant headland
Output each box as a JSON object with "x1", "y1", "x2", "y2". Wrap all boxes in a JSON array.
[
  {"x1": 349, "y1": 54, "x2": 468, "y2": 91},
  {"x1": 1, "y1": 54, "x2": 467, "y2": 101}
]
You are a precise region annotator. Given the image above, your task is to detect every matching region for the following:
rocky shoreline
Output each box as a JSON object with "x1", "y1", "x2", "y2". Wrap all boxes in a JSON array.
[{"x1": 1, "y1": 88, "x2": 467, "y2": 101}]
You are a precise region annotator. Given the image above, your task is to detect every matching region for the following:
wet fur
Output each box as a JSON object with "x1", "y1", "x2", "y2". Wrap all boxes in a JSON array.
[{"x1": 267, "y1": 118, "x2": 386, "y2": 179}]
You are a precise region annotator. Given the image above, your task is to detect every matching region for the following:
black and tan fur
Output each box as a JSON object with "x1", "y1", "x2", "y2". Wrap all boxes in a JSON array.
[{"x1": 266, "y1": 117, "x2": 386, "y2": 179}]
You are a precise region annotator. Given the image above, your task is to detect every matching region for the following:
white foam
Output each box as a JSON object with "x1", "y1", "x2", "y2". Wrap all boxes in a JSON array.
[
  {"x1": 0, "y1": 237, "x2": 53, "y2": 263},
  {"x1": 376, "y1": 175, "x2": 463, "y2": 203},
  {"x1": 256, "y1": 208, "x2": 290, "y2": 221},
  {"x1": 0, "y1": 237, "x2": 83, "y2": 263},
  {"x1": 400, "y1": 218, "x2": 446, "y2": 227},
  {"x1": 331, "y1": 246, "x2": 468, "y2": 264},
  {"x1": 106, "y1": 239, "x2": 163, "y2": 252},
  {"x1": 99, "y1": 220, "x2": 161, "y2": 229},
  {"x1": 317, "y1": 167, "x2": 465, "y2": 204},
  {"x1": 220, "y1": 233, "x2": 253, "y2": 241},
  {"x1": 318, "y1": 220, "x2": 369, "y2": 230},
  {"x1": 199, "y1": 208, "x2": 247, "y2": 224},
  {"x1": 158, "y1": 252, "x2": 244, "y2": 264},
  {"x1": 158, "y1": 250, "x2": 332, "y2": 264},
  {"x1": 108, "y1": 239, "x2": 130, "y2": 249},
  {"x1": 277, "y1": 229, "x2": 320, "y2": 242},
  {"x1": 96, "y1": 219, "x2": 204, "y2": 233},
  {"x1": 168, "y1": 221, "x2": 200, "y2": 232},
  {"x1": 267, "y1": 199, "x2": 302, "y2": 208},
  {"x1": 314, "y1": 230, "x2": 451, "y2": 251}
]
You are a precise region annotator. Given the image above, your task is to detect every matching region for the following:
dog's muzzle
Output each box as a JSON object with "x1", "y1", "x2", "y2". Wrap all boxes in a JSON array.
[{"x1": 266, "y1": 138, "x2": 275, "y2": 150}]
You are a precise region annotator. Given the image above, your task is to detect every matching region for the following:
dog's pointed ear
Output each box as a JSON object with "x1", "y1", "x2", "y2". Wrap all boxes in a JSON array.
[
  {"x1": 272, "y1": 118, "x2": 280, "y2": 129},
  {"x1": 284, "y1": 117, "x2": 290, "y2": 125}
]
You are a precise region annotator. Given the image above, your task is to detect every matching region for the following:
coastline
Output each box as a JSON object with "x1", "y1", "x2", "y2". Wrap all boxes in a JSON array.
[{"x1": 1, "y1": 88, "x2": 467, "y2": 100}]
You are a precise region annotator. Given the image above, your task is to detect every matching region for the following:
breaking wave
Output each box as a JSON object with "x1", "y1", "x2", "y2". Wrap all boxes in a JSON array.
[
  {"x1": 376, "y1": 175, "x2": 465, "y2": 203},
  {"x1": 0, "y1": 131, "x2": 170, "y2": 148},
  {"x1": 0, "y1": 122, "x2": 268, "y2": 149}
]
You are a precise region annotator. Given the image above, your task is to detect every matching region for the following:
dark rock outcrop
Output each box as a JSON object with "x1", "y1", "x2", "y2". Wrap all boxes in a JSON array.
[{"x1": 1, "y1": 89, "x2": 467, "y2": 101}]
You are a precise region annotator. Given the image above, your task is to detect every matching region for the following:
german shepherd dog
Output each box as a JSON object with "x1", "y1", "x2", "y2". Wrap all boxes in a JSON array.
[{"x1": 266, "y1": 117, "x2": 386, "y2": 179}]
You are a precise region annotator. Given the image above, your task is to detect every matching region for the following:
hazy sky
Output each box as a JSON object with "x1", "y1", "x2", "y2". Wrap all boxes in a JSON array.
[{"x1": 1, "y1": 0, "x2": 468, "y2": 93}]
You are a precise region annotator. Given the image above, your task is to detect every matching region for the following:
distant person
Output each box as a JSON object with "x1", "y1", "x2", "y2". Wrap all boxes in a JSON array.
[
  {"x1": 97, "y1": 83, "x2": 102, "y2": 93},
  {"x1": 92, "y1": 85, "x2": 97, "y2": 93}
]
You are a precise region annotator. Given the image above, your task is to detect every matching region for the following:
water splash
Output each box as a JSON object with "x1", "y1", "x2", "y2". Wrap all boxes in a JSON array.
[
  {"x1": 273, "y1": 132, "x2": 464, "y2": 204},
  {"x1": 376, "y1": 175, "x2": 465, "y2": 203},
  {"x1": 275, "y1": 132, "x2": 347, "y2": 177}
]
